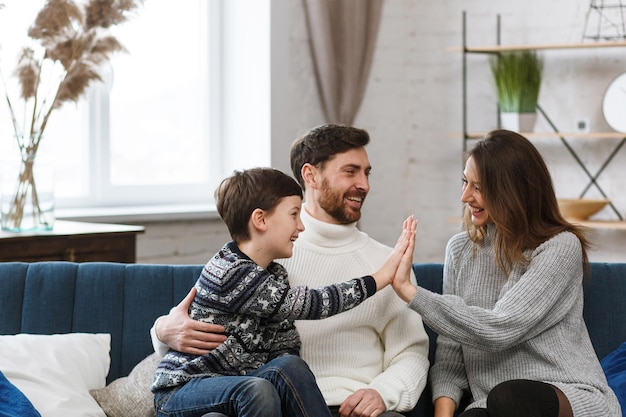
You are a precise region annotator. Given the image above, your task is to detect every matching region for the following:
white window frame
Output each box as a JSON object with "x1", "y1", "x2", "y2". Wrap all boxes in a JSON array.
[
  {"x1": 54, "y1": 0, "x2": 272, "y2": 221},
  {"x1": 75, "y1": 0, "x2": 221, "y2": 209}
]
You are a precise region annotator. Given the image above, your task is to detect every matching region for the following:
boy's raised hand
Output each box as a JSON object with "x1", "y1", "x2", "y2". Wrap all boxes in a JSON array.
[{"x1": 372, "y1": 216, "x2": 417, "y2": 290}]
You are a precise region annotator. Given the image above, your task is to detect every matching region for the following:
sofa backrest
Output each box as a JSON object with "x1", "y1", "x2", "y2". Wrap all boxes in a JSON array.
[
  {"x1": 0, "y1": 262, "x2": 204, "y2": 383},
  {"x1": 1, "y1": 261, "x2": 625, "y2": 385},
  {"x1": 580, "y1": 262, "x2": 626, "y2": 359}
]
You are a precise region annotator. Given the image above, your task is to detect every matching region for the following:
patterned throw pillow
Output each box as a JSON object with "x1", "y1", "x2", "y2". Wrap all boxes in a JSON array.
[{"x1": 90, "y1": 353, "x2": 160, "y2": 417}]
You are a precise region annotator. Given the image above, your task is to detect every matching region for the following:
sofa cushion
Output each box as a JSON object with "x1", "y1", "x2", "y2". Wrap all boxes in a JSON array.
[
  {"x1": 0, "y1": 333, "x2": 110, "y2": 417},
  {"x1": 0, "y1": 370, "x2": 41, "y2": 417},
  {"x1": 90, "y1": 353, "x2": 160, "y2": 417}
]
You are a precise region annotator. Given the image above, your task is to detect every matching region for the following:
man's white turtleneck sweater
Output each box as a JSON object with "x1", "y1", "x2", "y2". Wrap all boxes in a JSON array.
[{"x1": 278, "y1": 207, "x2": 430, "y2": 412}]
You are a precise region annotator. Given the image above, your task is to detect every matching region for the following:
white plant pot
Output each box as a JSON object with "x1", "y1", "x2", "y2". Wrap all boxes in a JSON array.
[{"x1": 500, "y1": 112, "x2": 537, "y2": 133}]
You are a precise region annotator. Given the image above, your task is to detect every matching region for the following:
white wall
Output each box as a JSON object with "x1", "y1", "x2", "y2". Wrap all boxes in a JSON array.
[
  {"x1": 136, "y1": 219, "x2": 229, "y2": 264},
  {"x1": 136, "y1": 0, "x2": 626, "y2": 264},
  {"x1": 269, "y1": 0, "x2": 626, "y2": 264}
]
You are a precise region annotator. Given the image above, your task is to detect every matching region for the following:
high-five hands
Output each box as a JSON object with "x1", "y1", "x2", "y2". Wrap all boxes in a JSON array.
[
  {"x1": 371, "y1": 215, "x2": 418, "y2": 291},
  {"x1": 391, "y1": 215, "x2": 419, "y2": 302}
]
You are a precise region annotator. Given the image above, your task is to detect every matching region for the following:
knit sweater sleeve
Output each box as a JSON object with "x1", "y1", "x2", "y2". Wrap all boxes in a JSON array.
[
  {"x1": 428, "y1": 240, "x2": 470, "y2": 406},
  {"x1": 197, "y1": 251, "x2": 377, "y2": 321},
  {"x1": 278, "y1": 274, "x2": 377, "y2": 320},
  {"x1": 409, "y1": 231, "x2": 583, "y2": 351}
]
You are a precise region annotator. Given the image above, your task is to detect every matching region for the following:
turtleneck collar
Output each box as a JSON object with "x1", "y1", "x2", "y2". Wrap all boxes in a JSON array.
[{"x1": 298, "y1": 204, "x2": 366, "y2": 249}]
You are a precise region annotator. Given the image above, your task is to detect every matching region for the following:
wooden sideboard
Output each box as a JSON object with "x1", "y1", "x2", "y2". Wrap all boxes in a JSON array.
[{"x1": 0, "y1": 220, "x2": 145, "y2": 263}]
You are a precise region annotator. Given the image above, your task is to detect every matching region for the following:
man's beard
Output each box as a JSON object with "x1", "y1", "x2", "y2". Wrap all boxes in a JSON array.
[{"x1": 318, "y1": 178, "x2": 366, "y2": 224}]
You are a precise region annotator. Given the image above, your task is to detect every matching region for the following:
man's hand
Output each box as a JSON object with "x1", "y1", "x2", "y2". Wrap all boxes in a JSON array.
[
  {"x1": 155, "y1": 287, "x2": 227, "y2": 355},
  {"x1": 338, "y1": 388, "x2": 387, "y2": 417}
]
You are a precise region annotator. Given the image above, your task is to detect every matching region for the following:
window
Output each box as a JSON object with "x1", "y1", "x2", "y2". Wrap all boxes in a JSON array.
[{"x1": 0, "y1": 0, "x2": 270, "y2": 214}]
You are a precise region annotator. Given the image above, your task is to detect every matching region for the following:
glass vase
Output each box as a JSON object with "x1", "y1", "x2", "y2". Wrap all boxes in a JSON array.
[{"x1": 1, "y1": 151, "x2": 55, "y2": 232}]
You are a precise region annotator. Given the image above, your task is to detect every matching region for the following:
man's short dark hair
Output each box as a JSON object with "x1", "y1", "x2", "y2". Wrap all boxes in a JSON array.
[
  {"x1": 290, "y1": 124, "x2": 370, "y2": 189},
  {"x1": 215, "y1": 167, "x2": 303, "y2": 242}
]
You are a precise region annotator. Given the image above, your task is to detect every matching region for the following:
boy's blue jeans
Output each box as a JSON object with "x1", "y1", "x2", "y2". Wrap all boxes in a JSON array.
[{"x1": 154, "y1": 354, "x2": 331, "y2": 417}]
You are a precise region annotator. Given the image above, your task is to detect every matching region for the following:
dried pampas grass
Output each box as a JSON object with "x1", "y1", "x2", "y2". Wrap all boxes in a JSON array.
[
  {"x1": 2, "y1": 0, "x2": 142, "y2": 150},
  {"x1": 0, "y1": 0, "x2": 142, "y2": 230}
]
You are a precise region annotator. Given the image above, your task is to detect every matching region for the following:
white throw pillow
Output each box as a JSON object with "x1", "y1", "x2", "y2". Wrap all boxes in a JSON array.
[{"x1": 0, "y1": 333, "x2": 110, "y2": 417}]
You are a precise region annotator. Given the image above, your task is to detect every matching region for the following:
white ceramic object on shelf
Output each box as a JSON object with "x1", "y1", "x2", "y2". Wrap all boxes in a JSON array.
[
  {"x1": 602, "y1": 71, "x2": 626, "y2": 133},
  {"x1": 500, "y1": 112, "x2": 537, "y2": 133}
]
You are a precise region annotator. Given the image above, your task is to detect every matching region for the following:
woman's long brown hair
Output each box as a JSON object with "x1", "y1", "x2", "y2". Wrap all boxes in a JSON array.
[{"x1": 463, "y1": 129, "x2": 590, "y2": 275}]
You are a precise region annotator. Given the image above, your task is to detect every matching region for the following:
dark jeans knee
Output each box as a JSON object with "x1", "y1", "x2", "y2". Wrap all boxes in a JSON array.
[
  {"x1": 266, "y1": 355, "x2": 316, "y2": 381},
  {"x1": 238, "y1": 378, "x2": 282, "y2": 413}
]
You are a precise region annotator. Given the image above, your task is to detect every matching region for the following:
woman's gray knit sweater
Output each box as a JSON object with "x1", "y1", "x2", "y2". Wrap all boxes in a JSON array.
[{"x1": 409, "y1": 227, "x2": 621, "y2": 417}]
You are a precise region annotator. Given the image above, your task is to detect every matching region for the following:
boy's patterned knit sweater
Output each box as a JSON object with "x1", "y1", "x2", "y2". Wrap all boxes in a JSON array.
[{"x1": 151, "y1": 240, "x2": 376, "y2": 391}]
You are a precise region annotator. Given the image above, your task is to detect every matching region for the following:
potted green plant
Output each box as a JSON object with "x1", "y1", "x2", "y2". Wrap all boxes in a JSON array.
[{"x1": 490, "y1": 50, "x2": 543, "y2": 132}]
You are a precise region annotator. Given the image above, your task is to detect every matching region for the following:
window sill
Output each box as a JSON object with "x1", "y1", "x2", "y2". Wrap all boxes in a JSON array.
[{"x1": 56, "y1": 204, "x2": 220, "y2": 224}]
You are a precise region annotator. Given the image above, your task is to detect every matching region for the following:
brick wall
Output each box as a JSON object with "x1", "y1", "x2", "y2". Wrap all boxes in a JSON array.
[{"x1": 135, "y1": 0, "x2": 626, "y2": 264}]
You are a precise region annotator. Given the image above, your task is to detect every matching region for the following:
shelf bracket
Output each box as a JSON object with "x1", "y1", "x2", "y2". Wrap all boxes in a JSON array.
[
  {"x1": 579, "y1": 137, "x2": 626, "y2": 198},
  {"x1": 537, "y1": 105, "x2": 624, "y2": 220}
]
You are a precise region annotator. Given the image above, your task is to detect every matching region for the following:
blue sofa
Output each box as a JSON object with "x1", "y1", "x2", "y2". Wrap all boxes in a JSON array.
[{"x1": 1, "y1": 261, "x2": 625, "y2": 416}]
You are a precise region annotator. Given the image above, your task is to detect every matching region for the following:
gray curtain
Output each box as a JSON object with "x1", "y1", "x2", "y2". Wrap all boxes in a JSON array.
[{"x1": 302, "y1": 0, "x2": 384, "y2": 125}]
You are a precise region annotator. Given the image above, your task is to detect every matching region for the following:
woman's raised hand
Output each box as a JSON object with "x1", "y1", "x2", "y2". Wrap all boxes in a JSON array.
[
  {"x1": 372, "y1": 216, "x2": 417, "y2": 290},
  {"x1": 392, "y1": 216, "x2": 419, "y2": 302}
]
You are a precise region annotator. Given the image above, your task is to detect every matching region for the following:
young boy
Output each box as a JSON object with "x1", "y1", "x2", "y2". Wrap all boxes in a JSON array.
[{"x1": 151, "y1": 167, "x2": 416, "y2": 417}]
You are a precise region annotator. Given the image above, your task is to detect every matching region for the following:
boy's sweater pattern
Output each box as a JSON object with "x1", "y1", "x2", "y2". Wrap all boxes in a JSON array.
[{"x1": 152, "y1": 241, "x2": 375, "y2": 391}]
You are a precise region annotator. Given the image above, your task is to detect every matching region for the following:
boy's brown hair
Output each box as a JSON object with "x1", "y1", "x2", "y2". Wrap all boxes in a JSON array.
[{"x1": 215, "y1": 167, "x2": 303, "y2": 242}]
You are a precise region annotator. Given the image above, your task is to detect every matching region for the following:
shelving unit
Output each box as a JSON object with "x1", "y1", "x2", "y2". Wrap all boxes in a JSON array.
[{"x1": 459, "y1": 11, "x2": 626, "y2": 225}]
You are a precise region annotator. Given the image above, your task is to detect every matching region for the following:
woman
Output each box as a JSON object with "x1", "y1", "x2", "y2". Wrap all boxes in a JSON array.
[{"x1": 393, "y1": 130, "x2": 621, "y2": 417}]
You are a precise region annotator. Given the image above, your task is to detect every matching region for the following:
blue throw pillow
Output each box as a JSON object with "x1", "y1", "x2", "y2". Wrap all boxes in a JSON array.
[
  {"x1": 0, "y1": 371, "x2": 41, "y2": 417},
  {"x1": 601, "y1": 341, "x2": 626, "y2": 412}
]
